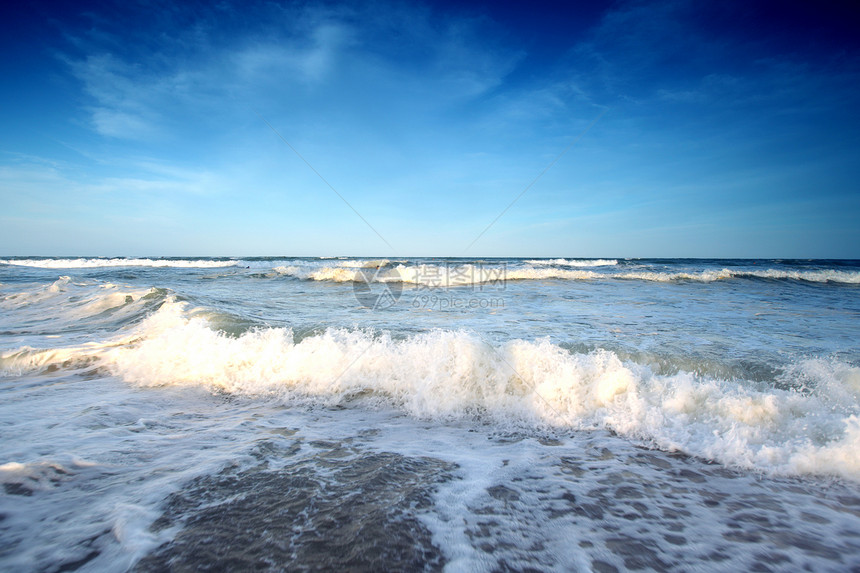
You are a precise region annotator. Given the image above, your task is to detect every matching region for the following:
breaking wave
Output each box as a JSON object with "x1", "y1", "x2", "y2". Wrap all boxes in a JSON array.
[
  {"x1": 0, "y1": 258, "x2": 239, "y2": 269},
  {"x1": 271, "y1": 263, "x2": 860, "y2": 285},
  {"x1": 3, "y1": 258, "x2": 858, "y2": 284},
  {"x1": 3, "y1": 298, "x2": 859, "y2": 481},
  {"x1": 525, "y1": 259, "x2": 618, "y2": 267}
]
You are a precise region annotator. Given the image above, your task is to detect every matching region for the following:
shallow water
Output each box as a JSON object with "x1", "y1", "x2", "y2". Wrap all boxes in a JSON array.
[{"x1": 1, "y1": 257, "x2": 859, "y2": 570}]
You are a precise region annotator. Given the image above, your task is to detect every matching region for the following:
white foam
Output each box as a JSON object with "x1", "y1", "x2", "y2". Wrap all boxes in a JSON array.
[
  {"x1": 0, "y1": 258, "x2": 239, "y2": 269},
  {"x1": 23, "y1": 302, "x2": 844, "y2": 481},
  {"x1": 273, "y1": 265, "x2": 361, "y2": 282},
  {"x1": 335, "y1": 259, "x2": 391, "y2": 268},
  {"x1": 272, "y1": 262, "x2": 860, "y2": 285},
  {"x1": 0, "y1": 279, "x2": 163, "y2": 343},
  {"x1": 738, "y1": 268, "x2": 860, "y2": 283},
  {"x1": 616, "y1": 268, "x2": 860, "y2": 283},
  {"x1": 504, "y1": 267, "x2": 599, "y2": 281},
  {"x1": 0, "y1": 376, "x2": 261, "y2": 572},
  {"x1": 274, "y1": 263, "x2": 596, "y2": 285},
  {"x1": 4, "y1": 277, "x2": 858, "y2": 480},
  {"x1": 525, "y1": 258, "x2": 618, "y2": 267}
]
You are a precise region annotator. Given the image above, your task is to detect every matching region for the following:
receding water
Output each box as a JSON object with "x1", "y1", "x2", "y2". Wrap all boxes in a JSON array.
[{"x1": 1, "y1": 257, "x2": 859, "y2": 571}]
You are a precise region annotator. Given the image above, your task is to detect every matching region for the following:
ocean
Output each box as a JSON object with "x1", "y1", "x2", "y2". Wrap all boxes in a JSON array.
[{"x1": 1, "y1": 256, "x2": 859, "y2": 571}]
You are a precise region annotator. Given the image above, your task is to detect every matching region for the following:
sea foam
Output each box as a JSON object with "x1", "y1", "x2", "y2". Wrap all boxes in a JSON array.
[
  {"x1": 5, "y1": 299, "x2": 856, "y2": 480},
  {"x1": 0, "y1": 258, "x2": 239, "y2": 269},
  {"x1": 271, "y1": 262, "x2": 860, "y2": 285},
  {"x1": 524, "y1": 259, "x2": 618, "y2": 267}
]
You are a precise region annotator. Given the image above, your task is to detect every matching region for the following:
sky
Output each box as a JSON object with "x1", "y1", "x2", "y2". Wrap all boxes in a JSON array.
[{"x1": 1, "y1": 0, "x2": 859, "y2": 258}]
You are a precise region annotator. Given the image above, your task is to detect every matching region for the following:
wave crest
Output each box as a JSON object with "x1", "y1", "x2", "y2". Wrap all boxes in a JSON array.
[
  {"x1": 525, "y1": 259, "x2": 618, "y2": 267},
  {"x1": 6, "y1": 302, "x2": 854, "y2": 479},
  {"x1": 272, "y1": 263, "x2": 860, "y2": 285},
  {"x1": 0, "y1": 258, "x2": 238, "y2": 269}
]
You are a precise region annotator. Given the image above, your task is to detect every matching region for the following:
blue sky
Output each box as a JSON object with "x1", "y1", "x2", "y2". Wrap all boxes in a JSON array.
[{"x1": 2, "y1": 0, "x2": 859, "y2": 257}]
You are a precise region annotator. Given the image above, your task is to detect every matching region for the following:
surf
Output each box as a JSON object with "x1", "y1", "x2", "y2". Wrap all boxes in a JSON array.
[{"x1": 5, "y1": 296, "x2": 859, "y2": 481}]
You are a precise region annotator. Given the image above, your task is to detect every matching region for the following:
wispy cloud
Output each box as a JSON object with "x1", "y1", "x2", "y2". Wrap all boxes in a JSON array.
[
  {"x1": 1, "y1": 154, "x2": 220, "y2": 204},
  {"x1": 63, "y1": 2, "x2": 524, "y2": 144},
  {"x1": 4, "y1": 0, "x2": 857, "y2": 256}
]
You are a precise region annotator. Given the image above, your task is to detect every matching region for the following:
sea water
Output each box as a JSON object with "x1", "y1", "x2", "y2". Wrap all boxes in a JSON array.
[{"x1": 1, "y1": 257, "x2": 859, "y2": 571}]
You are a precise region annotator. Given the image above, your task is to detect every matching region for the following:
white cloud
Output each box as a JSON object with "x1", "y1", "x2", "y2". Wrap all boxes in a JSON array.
[
  {"x1": 231, "y1": 22, "x2": 352, "y2": 86},
  {"x1": 0, "y1": 154, "x2": 220, "y2": 204},
  {"x1": 63, "y1": 2, "x2": 527, "y2": 145},
  {"x1": 90, "y1": 108, "x2": 158, "y2": 139}
]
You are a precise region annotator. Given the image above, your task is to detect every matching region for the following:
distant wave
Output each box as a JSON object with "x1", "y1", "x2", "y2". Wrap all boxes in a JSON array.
[
  {"x1": 3, "y1": 297, "x2": 859, "y2": 480},
  {"x1": 0, "y1": 258, "x2": 239, "y2": 269},
  {"x1": 272, "y1": 263, "x2": 860, "y2": 285},
  {"x1": 615, "y1": 269, "x2": 860, "y2": 284},
  {"x1": 0, "y1": 276, "x2": 170, "y2": 338},
  {"x1": 4, "y1": 258, "x2": 857, "y2": 284},
  {"x1": 525, "y1": 259, "x2": 618, "y2": 267}
]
